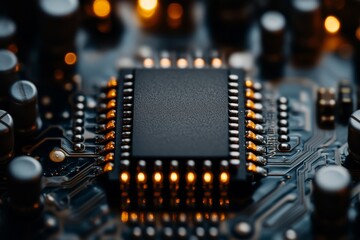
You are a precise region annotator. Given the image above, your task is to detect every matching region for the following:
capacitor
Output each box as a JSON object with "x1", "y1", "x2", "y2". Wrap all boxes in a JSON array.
[
  {"x1": 0, "y1": 17, "x2": 17, "y2": 51},
  {"x1": 317, "y1": 88, "x2": 336, "y2": 129},
  {"x1": 291, "y1": 0, "x2": 323, "y2": 67},
  {"x1": 0, "y1": 110, "x2": 14, "y2": 164},
  {"x1": 259, "y1": 11, "x2": 286, "y2": 78},
  {"x1": 38, "y1": 0, "x2": 80, "y2": 48},
  {"x1": 5, "y1": 0, "x2": 37, "y2": 60},
  {"x1": 347, "y1": 110, "x2": 360, "y2": 164},
  {"x1": 8, "y1": 80, "x2": 42, "y2": 136},
  {"x1": 207, "y1": 0, "x2": 254, "y2": 47},
  {"x1": 8, "y1": 155, "x2": 43, "y2": 211},
  {"x1": 337, "y1": 81, "x2": 353, "y2": 122},
  {"x1": 313, "y1": 165, "x2": 351, "y2": 234},
  {"x1": 0, "y1": 50, "x2": 18, "y2": 101}
]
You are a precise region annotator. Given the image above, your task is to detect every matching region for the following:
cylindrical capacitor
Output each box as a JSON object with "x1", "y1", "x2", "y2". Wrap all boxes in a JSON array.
[
  {"x1": 0, "y1": 110, "x2": 14, "y2": 164},
  {"x1": 5, "y1": 0, "x2": 37, "y2": 61},
  {"x1": 207, "y1": 0, "x2": 254, "y2": 47},
  {"x1": 0, "y1": 50, "x2": 18, "y2": 101},
  {"x1": 0, "y1": 17, "x2": 17, "y2": 51},
  {"x1": 348, "y1": 110, "x2": 360, "y2": 163},
  {"x1": 313, "y1": 165, "x2": 351, "y2": 234},
  {"x1": 38, "y1": 0, "x2": 80, "y2": 48},
  {"x1": 291, "y1": 0, "x2": 323, "y2": 67},
  {"x1": 8, "y1": 80, "x2": 42, "y2": 136},
  {"x1": 259, "y1": 11, "x2": 286, "y2": 78},
  {"x1": 8, "y1": 156, "x2": 43, "y2": 211},
  {"x1": 38, "y1": 0, "x2": 80, "y2": 79}
]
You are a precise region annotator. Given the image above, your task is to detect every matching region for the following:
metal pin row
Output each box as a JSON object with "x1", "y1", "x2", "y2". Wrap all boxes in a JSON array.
[{"x1": 243, "y1": 79, "x2": 267, "y2": 175}]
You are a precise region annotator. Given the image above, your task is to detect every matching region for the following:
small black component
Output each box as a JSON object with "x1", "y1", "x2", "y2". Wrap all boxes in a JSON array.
[
  {"x1": 0, "y1": 50, "x2": 18, "y2": 100},
  {"x1": 313, "y1": 166, "x2": 351, "y2": 234},
  {"x1": 278, "y1": 119, "x2": 288, "y2": 127},
  {"x1": 260, "y1": 11, "x2": 286, "y2": 78},
  {"x1": 278, "y1": 104, "x2": 288, "y2": 112},
  {"x1": 278, "y1": 127, "x2": 289, "y2": 135},
  {"x1": 291, "y1": 0, "x2": 323, "y2": 67},
  {"x1": 338, "y1": 81, "x2": 353, "y2": 122},
  {"x1": 38, "y1": 0, "x2": 80, "y2": 47},
  {"x1": 132, "y1": 69, "x2": 229, "y2": 159},
  {"x1": 8, "y1": 156, "x2": 43, "y2": 210},
  {"x1": 8, "y1": 80, "x2": 42, "y2": 136},
  {"x1": 278, "y1": 143, "x2": 291, "y2": 151},
  {"x1": 317, "y1": 88, "x2": 336, "y2": 129},
  {"x1": 348, "y1": 110, "x2": 360, "y2": 163},
  {"x1": 278, "y1": 135, "x2": 289, "y2": 142},
  {"x1": 0, "y1": 110, "x2": 14, "y2": 163},
  {"x1": 207, "y1": 0, "x2": 253, "y2": 46},
  {"x1": 278, "y1": 112, "x2": 288, "y2": 119},
  {"x1": 277, "y1": 97, "x2": 288, "y2": 105}
]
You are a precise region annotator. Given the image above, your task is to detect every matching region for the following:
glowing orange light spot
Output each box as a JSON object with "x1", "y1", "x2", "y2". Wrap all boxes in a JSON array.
[
  {"x1": 121, "y1": 211, "x2": 129, "y2": 223},
  {"x1": 137, "y1": 172, "x2": 146, "y2": 183},
  {"x1": 194, "y1": 58, "x2": 205, "y2": 68},
  {"x1": 203, "y1": 172, "x2": 212, "y2": 183},
  {"x1": 120, "y1": 172, "x2": 129, "y2": 183},
  {"x1": 170, "y1": 172, "x2": 178, "y2": 182},
  {"x1": 211, "y1": 58, "x2": 222, "y2": 68},
  {"x1": 154, "y1": 172, "x2": 162, "y2": 182},
  {"x1": 324, "y1": 16, "x2": 340, "y2": 34},
  {"x1": 64, "y1": 52, "x2": 77, "y2": 65},
  {"x1": 356, "y1": 27, "x2": 360, "y2": 41},
  {"x1": 160, "y1": 58, "x2": 171, "y2": 68},
  {"x1": 177, "y1": 58, "x2": 188, "y2": 68},
  {"x1": 103, "y1": 162, "x2": 113, "y2": 172},
  {"x1": 186, "y1": 172, "x2": 196, "y2": 183},
  {"x1": 220, "y1": 172, "x2": 229, "y2": 184},
  {"x1": 167, "y1": 3, "x2": 183, "y2": 20},
  {"x1": 138, "y1": 0, "x2": 158, "y2": 18},
  {"x1": 93, "y1": 0, "x2": 111, "y2": 18},
  {"x1": 143, "y1": 58, "x2": 155, "y2": 68}
]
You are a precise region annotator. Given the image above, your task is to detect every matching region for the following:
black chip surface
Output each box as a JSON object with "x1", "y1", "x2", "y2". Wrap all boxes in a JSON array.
[{"x1": 132, "y1": 69, "x2": 229, "y2": 159}]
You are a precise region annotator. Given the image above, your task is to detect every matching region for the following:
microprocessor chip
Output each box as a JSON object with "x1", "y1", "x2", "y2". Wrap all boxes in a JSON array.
[
  {"x1": 102, "y1": 67, "x2": 261, "y2": 209},
  {"x1": 132, "y1": 69, "x2": 229, "y2": 159}
]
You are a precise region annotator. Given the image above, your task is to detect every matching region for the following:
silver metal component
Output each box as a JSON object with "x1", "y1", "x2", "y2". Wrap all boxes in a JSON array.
[
  {"x1": 253, "y1": 103, "x2": 263, "y2": 111},
  {"x1": 121, "y1": 145, "x2": 130, "y2": 150},
  {"x1": 229, "y1": 96, "x2": 239, "y2": 103},
  {"x1": 230, "y1": 159, "x2": 240, "y2": 166},
  {"x1": 229, "y1": 130, "x2": 239, "y2": 136},
  {"x1": 254, "y1": 92, "x2": 263, "y2": 100},
  {"x1": 229, "y1": 103, "x2": 239, "y2": 109},
  {"x1": 124, "y1": 74, "x2": 134, "y2": 80},
  {"x1": 228, "y1": 74, "x2": 239, "y2": 82},
  {"x1": 229, "y1": 89, "x2": 239, "y2": 95},
  {"x1": 230, "y1": 144, "x2": 240, "y2": 150},
  {"x1": 229, "y1": 110, "x2": 239, "y2": 116},
  {"x1": 234, "y1": 222, "x2": 252, "y2": 237},
  {"x1": 229, "y1": 117, "x2": 239, "y2": 123},
  {"x1": 228, "y1": 82, "x2": 239, "y2": 88},
  {"x1": 123, "y1": 96, "x2": 133, "y2": 102},
  {"x1": 123, "y1": 81, "x2": 133, "y2": 88},
  {"x1": 253, "y1": 82, "x2": 262, "y2": 91},
  {"x1": 230, "y1": 151, "x2": 240, "y2": 158},
  {"x1": 121, "y1": 152, "x2": 130, "y2": 157}
]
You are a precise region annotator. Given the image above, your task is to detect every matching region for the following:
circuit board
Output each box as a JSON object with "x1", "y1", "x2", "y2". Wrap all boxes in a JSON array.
[{"x1": 1, "y1": 0, "x2": 360, "y2": 239}]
